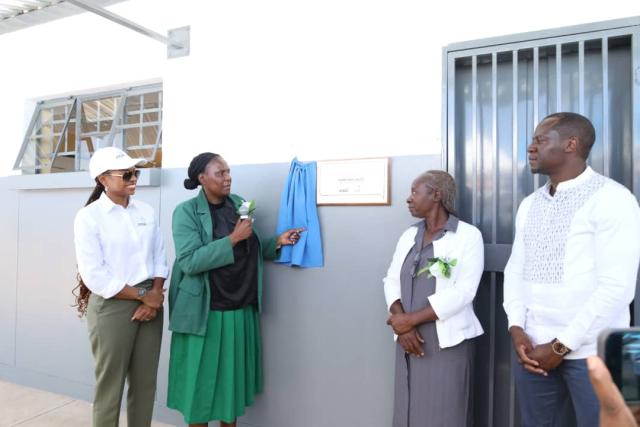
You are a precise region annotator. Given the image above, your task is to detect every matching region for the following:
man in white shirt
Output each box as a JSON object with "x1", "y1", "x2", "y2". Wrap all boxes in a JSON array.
[{"x1": 503, "y1": 112, "x2": 640, "y2": 427}]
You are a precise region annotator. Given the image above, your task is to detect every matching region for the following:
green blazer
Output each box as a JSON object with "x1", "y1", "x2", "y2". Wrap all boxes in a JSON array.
[{"x1": 168, "y1": 190, "x2": 279, "y2": 336}]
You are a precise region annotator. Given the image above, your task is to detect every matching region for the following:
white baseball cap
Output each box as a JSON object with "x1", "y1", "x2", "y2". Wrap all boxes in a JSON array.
[{"x1": 89, "y1": 147, "x2": 146, "y2": 179}]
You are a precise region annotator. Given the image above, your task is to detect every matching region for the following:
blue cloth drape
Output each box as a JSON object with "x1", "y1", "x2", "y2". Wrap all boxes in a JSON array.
[{"x1": 275, "y1": 158, "x2": 323, "y2": 268}]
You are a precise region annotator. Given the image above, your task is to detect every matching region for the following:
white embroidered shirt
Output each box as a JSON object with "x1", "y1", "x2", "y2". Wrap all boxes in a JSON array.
[{"x1": 503, "y1": 167, "x2": 640, "y2": 359}]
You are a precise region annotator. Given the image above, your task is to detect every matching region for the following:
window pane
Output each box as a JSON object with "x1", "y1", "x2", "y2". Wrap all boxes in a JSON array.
[
  {"x1": 65, "y1": 120, "x2": 77, "y2": 153},
  {"x1": 125, "y1": 128, "x2": 139, "y2": 147},
  {"x1": 51, "y1": 155, "x2": 75, "y2": 173},
  {"x1": 82, "y1": 101, "x2": 98, "y2": 133},
  {"x1": 141, "y1": 126, "x2": 158, "y2": 146},
  {"x1": 99, "y1": 119, "x2": 113, "y2": 132},
  {"x1": 100, "y1": 98, "x2": 117, "y2": 119},
  {"x1": 81, "y1": 97, "x2": 119, "y2": 135},
  {"x1": 53, "y1": 105, "x2": 67, "y2": 121},
  {"x1": 125, "y1": 95, "x2": 141, "y2": 124},
  {"x1": 142, "y1": 111, "x2": 158, "y2": 123},
  {"x1": 36, "y1": 136, "x2": 54, "y2": 156},
  {"x1": 37, "y1": 124, "x2": 53, "y2": 137},
  {"x1": 143, "y1": 92, "x2": 160, "y2": 109},
  {"x1": 40, "y1": 109, "x2": 53, "y2": 124},
  {"x1": 17, "y1": 139, "x2": 39, "y2": 172}
]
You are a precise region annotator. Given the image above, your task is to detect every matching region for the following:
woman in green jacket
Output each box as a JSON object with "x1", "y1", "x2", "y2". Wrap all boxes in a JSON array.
[{"x1": 167, "y1": 152, "x2": 303, "y2": 427}]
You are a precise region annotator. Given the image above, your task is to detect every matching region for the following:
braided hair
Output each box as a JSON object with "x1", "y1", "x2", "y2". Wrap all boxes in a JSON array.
[{"x1": 72, "y1": 179, "x2": 105, "y2": 316}]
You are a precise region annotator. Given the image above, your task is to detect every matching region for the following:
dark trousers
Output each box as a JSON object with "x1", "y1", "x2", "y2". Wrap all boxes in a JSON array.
[{"x1": 513, "y1": 357, "x2": 599, "y2": 427}]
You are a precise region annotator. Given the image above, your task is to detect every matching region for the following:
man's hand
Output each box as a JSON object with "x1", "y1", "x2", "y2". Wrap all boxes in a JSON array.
[
  {"x1": 398, "y1": 329, "x2": 425, "y2": 357},
  {"x1": 387, "y1": 312, "x2": 416, "y2": 336},
  {"x1": 588, "y1": 356, "x2": 639, "y2": 427},
  {"x1": 527, "y1": 342, "x2": 564, "y2": 374},
  {"x1": 510, "y1": 326, "x2": 546, "y2": 375}
]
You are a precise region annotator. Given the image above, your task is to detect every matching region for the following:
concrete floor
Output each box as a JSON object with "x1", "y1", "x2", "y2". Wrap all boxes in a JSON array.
[{"x1": 0, "y1": 380, "x2": 176, "y2": 427}]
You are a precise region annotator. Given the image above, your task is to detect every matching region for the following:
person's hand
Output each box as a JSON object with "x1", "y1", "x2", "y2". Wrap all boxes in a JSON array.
[
  {"x1": 387, "y1": 312, "x2": 416, "y2": 336},
  {"x1": 141, "y1": 287, "x2": 164, "y2": 309},
  {"x1": 510, "y1": 326, "x2": 545, "y2": 375},
  {"x1": 587, "y1": 356, "x2": 639, "y2": 427},
  {"x1": 398, "y1": 329, "x2": 425, "y2": 357},
  {"x1": 230, "y1": 218, "x2": 253, "y2": 245},
  {"x1": 527, "y1": 342, "x2": 564, "y2": 374},
  {"x1": 131, "y1": 304, "x2": 157, "y2": 322},
  {"x1": 277, "y1": 228, "x2": 305, "y2": 247}
]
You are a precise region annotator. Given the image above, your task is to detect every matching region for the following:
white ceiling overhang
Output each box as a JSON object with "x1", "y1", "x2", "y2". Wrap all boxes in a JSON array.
[
  {"x1": 0, "y1": 0, "x2": 189, "y2": 58},
  {"x1": 0, "y1": 0, "x2": 124, "y2": 35}
]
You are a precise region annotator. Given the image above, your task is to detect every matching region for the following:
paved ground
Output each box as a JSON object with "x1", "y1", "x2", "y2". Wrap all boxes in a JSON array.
[{"x1": 0, "y1": 380, "x2": 175, "y2": 427}]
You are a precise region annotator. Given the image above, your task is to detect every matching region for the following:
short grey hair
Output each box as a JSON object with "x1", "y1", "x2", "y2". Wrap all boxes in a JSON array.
[{"x1": 415, "y1": 170, "x2": 457, "y2": 215}]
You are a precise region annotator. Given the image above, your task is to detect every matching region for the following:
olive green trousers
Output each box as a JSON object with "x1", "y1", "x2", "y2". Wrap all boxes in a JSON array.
[{"x1": 86, "y1": 282, "x2": 162, "y2": 427}]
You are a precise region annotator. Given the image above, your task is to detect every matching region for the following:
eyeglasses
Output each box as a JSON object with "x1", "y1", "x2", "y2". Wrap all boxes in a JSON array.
[{"x1": 105, "y1": 169, "x2": 140, "y2": 182}]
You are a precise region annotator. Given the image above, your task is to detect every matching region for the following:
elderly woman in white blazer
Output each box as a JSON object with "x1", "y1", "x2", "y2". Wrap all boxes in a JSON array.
[{"x1": 384, "y1": 170, "x2": 484, "y2": 427}]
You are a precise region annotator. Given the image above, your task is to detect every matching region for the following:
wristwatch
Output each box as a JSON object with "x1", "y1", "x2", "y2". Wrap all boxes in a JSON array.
[
  {"x1": 551, "y1": 338, "x2": 571, "y2": 356},
  {"x1": 137, "y1": 288, "x2": 147, "y2": 300}
]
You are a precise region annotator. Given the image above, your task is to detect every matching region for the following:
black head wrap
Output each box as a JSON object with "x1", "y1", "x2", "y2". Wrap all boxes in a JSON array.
[{"x1": 184, "y1": 152, "x2": 220, "y2": 190}]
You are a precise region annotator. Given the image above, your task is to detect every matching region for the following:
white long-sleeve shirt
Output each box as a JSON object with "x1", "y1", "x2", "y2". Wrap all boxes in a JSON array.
[
  {"x1": 74, "y1": 193, "x2": 169, "y2": 298},
  {"x1": 503, "y1": 167, "x2": 640, "y2": 359}
]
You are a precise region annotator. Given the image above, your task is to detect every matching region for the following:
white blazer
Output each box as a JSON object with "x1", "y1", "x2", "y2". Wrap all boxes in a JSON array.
[{"x1": 383, "y1": 219, "x2": 485, "y2": 348}]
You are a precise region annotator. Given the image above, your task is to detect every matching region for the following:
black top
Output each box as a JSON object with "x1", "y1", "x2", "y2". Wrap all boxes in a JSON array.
[{"x1": 208, "y1": 198, "x2": 259, "y2": 310}]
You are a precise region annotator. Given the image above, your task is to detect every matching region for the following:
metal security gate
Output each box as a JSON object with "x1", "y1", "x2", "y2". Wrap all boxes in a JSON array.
[{"x1": 442, "y1": 18, "x2": 640, "y2": 427}]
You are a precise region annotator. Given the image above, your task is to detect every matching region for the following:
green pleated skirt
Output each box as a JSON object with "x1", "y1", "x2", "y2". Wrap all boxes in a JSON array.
[{"x1": 167, "y1": 305, "x2": 262, "y2": 424}]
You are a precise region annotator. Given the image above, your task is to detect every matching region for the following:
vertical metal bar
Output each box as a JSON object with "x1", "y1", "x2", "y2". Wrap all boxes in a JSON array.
[
  {"x1": 138, "y1": 94, "x2": 144, "y2": 149},
  {"x1": 632, "y1": 31, "x2": 640, "y2": 326},
  {"x1": 441, "y1": 48, "x2": 450, "y2": 171},
  {"x1": 533, "y1": 47, "x2": 540, "y2": 189},
  {"x1": 472, "y1": 55, "x2": 478, "y2": 225},
  {"x1": 74, "y1": 98, "x2": 82, "y2": 171},
  {"x1": 447, "y1": 55, "x2": 457, "y2": 178},
  {"x1": 488, "y1": 52, "x2": 498, "y2": 427},
  {"x1": 633, "y1": 32, "x2": 640, "y2": 197},
  {"x1": 489, "y1": 272, "x2": 497, "y2": 427},
  {"x1": 579, "y1": 41, "x2": 585, "y2": 115},
  {"x1": 602, "y1": 37, "x2": 610, "y2": 177},
  {"x1": 556, "y1": 44, "x2": 562, "y2": 112},
  {"x1": 513, "y1": 51, "x2": 519, "y2": 226},
  {"x1": 97, "y1": 100, "x2": 101, "y2": 134},
  {"x1": 509, "y1": 371, "x2": 517, "y2": 427},
  {"x1": 492, "y1": 52, "x2": 498, "y2": 245}
]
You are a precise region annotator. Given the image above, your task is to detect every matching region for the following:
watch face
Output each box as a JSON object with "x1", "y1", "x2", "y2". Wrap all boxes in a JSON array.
[
  {"x1": 138, "y1": 288, "x2": 146, "y2": 297},
  {"x1": 553, "y1": 341, "x2": 568, "y2": 355}
]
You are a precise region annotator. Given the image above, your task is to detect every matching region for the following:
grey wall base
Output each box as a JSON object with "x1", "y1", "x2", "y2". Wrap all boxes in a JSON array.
[{"x1": 0, "y1": 155, "x2": 440, "y2": 426}]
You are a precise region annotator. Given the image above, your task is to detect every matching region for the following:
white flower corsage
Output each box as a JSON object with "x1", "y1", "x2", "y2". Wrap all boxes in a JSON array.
[
  {"x1": 416, "y1": 257, "x2": 458, "y2": 279},
  {"x1": 237, "y1": 200, "x2": 256, "y2": 219}
]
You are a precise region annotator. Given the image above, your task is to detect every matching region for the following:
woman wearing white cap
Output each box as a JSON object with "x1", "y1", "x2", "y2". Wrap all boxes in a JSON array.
[{"x1": 73, "y1": 147, "x2": 169, "y2": 427}]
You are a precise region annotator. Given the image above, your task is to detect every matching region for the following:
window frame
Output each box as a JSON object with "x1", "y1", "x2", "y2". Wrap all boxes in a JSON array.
[{"x1": 13, "y1": 83, "x2": 163, "y2": 174}]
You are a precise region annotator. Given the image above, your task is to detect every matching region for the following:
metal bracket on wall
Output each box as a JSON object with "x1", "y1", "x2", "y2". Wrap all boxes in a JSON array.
[{"x1": 66, "y1": 0, "x2": 190, "y2": 59}]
